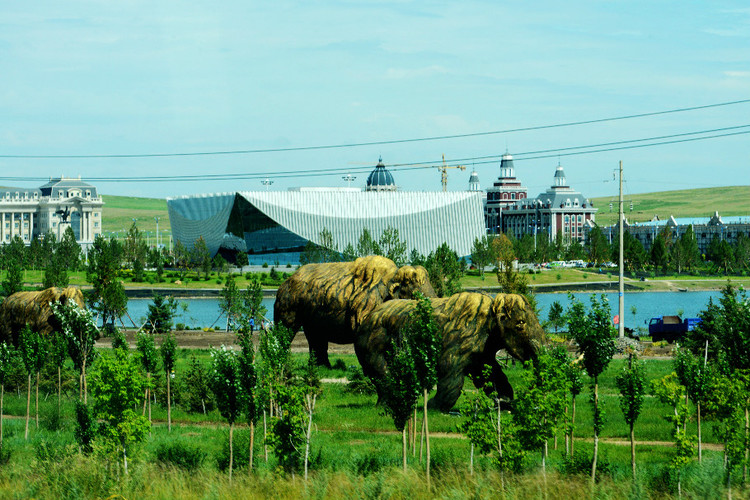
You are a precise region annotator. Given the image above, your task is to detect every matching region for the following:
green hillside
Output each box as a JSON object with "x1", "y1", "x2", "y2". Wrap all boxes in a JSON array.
[
  {"x1": 101, "y1": 194, "x2": 169, "y2": 241},
  {"x1": 591, "y1": 185, "x2": 750, "y2": 226},
  {"x1": 96, "y1": 185, "x2": 750, "y2": 237}
]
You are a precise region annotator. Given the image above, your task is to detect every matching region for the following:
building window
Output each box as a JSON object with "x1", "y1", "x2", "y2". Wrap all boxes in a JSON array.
[
  {"x1": 94, "y1": 222, "x2": 99, "y2": 228},
  {"x1": 511, "y1": 193, "x2": 516, "y2": 200}
]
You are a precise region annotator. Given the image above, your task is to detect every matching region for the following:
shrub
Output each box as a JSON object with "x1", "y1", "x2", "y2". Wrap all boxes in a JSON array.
[
  {"x1": 262, "y1": 263, "x2": 268, "y2": 268},
  {"x1": 155, "y1": 441, "x2": 207, "y2": 471},
  {"x1": 344, "y1": 366, "x2": 377, "y2": 396},
  {"x1": 559, "y1": 453, "x2": 612, "y2": 480},
  {"x1": 175, "y1": 323, "x2": 186, "y2": 331}
]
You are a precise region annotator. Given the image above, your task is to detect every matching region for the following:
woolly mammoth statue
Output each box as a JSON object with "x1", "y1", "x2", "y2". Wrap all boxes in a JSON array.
[
  {"x1": 354, "y1": 292, "x2": 545, "y2": 411},
  {"x1": 0, "y1": 286, "x2": 86, "y2": 345},
  {"x1": 274, "y1": 255, "x2": 436, "y2": 367}
]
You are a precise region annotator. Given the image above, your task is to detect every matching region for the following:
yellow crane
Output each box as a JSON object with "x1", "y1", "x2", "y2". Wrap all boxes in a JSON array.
[{"x1": 436, "y1": 154, "x2": 465, "y2": 192}]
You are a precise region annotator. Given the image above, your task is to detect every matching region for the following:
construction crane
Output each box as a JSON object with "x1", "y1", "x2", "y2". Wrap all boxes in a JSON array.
[{"x1": 436, "y1": 154, "x2": 465, "y2": 192}]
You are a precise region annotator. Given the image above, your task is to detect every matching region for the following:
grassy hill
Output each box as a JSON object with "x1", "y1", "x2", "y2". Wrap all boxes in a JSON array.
[
  {"x1": 591, "y1": 185, "x2": 750, "y2": 226},
  {"x1": 101, "y1": 194, "x2": 169, "y2": 240},
  {"x1": 96, "y1": 185, "x2": 750, "y2": 236}
]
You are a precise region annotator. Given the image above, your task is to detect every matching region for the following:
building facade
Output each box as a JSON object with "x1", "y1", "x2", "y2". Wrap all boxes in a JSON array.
[
  {"x1": 0, "y1": 177, "x2": 103, "y2": 249},
  {"x1": 500, "y1": 164, "x2": 597, "y2": 243},
  {"x1": 167, "y1": 162, "x2": 486, "y2": 263},
  {"x1": 603, "y1": 212, "x2": 750, "y2": 255},
  {"x1": 484, "y1": 153, "x2": 529, "y2": 233}
]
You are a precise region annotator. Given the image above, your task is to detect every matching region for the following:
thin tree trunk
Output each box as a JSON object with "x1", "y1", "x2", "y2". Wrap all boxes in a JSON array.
[
  {"x1": 420, "y1": 413, "x2": 425, "y2": 461},
  {"x1": 57, "y1": 366, "x2": 61, "y2": 415},
  {"x1": 698, "y1": 401, "x2": 702, "y2": 463},
  {"x1": 35, "y1": 371, "x2": 40, "y2": 428},
  {"x1": 304, "y1": 394, "x2": 316, "y2": 481},
  {"x1": 148, "y1": 374, "x2": 152, "y2": 426},
  {"x1": 564, "y1": 405, "x2": 570, "y2": 455},
  {"x1": 167, "y1": 371, "x2": 172, "y2": 432},
  {"x1": 469, "y1": 442, "x2": 474, "y2": 475},
  {"x1": 263, "y1": 411, "x2": 268, "y2": 462},
  {"x1": 124, "y1": 445, "x2": 128, "y2": 475},
  {"x1": 424, "y1": 388, "x2": 431, "y2": 489},
  {"x1": 413, "y1": 407, "x2": 418, "y2": 456},
  {"x1": 630, "y1": 424, "x2": 636, "y2": 479},
  {"x1": 402, "y1": 427, "x2": 407, "y2": 472},
  {"x1": 83, "y1": 358, "x2": 88, "y2": 404},
  {"x1": 249, "y1": 421, "x2": 255, "y2": 473},
  {"x1": 25, "y1": 373, "x2": 31, "y2": 440},
  {"x1": 591, "y1": 380, "x2": 599, "y2": 486},
  {"x1": 229, "y1": 422, "x2": 234, "y2": 484},
  {"x1": 570, "y1": 395, "x2": 576, "y2": 456}
]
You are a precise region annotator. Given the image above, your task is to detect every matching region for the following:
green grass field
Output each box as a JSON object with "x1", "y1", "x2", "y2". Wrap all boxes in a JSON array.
[
  {"x1": 0, "y1": 348, "x2": 742, "y2": 499},
  {"x1": 100, "y1": 193, "x2": 170, "y2": 241},
  {"x1": 592, "y1": 185, "x2": 750, "y2": 226}
]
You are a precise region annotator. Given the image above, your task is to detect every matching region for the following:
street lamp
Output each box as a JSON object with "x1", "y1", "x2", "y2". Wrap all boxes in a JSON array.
[
  {"x1": 154, "y1": 217, "x2": 160, "y2": 248},
  {"x1": 261, "y1": 178, "x2": 274, "y2": 191}
]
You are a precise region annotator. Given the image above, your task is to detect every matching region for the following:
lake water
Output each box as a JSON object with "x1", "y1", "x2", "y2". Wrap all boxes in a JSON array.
[{"x1": 122, "y1": 291, "x2": 722, "y2": 331}]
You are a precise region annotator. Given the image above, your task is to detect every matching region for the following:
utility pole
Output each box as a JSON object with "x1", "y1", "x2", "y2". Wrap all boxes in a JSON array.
[
  {"x1": 618, "y1": 160, "x2": 625, "y2": 338},
  {"x1": 154, "y1": 217, "x2": 160, "y2": 248}
]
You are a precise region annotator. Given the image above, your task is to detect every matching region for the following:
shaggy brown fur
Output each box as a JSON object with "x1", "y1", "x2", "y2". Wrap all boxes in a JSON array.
[
  {"x1": 274, "y1": 255, "x2": 436, "y2": 367},
  {"x1": 0, "y1": 286, "x2": 86, "y2": 345},
  {"x1": 354, "y1": 292, "x2": 546, "y2": 411}
]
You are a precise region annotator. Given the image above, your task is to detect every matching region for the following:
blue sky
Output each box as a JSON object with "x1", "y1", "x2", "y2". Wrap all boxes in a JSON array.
[{"x1": 1, "y1": 1, "x2": 748, "y2": 200}]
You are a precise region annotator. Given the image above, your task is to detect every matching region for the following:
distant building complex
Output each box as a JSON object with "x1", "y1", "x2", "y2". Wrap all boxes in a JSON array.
[
  {"x1": 603, "y1": 212, "x2": 750, "y2": 254},
  {"x1": 0, "y1": 177, "x2": 103, "y2": 250},
  {"x1": 167, "y1": 160, "x2": 486, "y2": 262}
]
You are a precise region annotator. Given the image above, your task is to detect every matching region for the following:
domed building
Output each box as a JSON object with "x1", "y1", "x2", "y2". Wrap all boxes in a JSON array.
[
  {"x1": 168, "y1": 158, "x2": 486, "y2": 263},
  {"x1": 501, "y1": 163, "x2": 596, "y2": 243},
  {"x1": 484, "y1": 153, "x2": 528, "y2": 233},
  {"x1": 365, "y1": 157, "x2": 397, "y2": 192}
]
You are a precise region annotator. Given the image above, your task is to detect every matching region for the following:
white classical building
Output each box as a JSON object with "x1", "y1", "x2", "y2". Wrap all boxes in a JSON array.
[
  {"x1": 167, "y1": 161, "x2": 486, "y2": 262},
  {"x1": 0, "y1": 177, "x2": 103, "y2": 250}
]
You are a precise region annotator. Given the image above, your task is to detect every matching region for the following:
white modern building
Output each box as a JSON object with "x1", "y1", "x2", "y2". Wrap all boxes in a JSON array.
[
  {"x1": 167, "y1": 161, "x2": 486, "y2": 262},
  {"x1": 0, "y1": 177, "x2": 103, "y2": 249}
]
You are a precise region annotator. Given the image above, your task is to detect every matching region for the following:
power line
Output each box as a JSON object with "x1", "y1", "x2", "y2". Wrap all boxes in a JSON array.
[
  {"x1": 1, "y1": 99, "x2": 749, "y2": 159},
  {"x1": 0, "y1": 125, "x2": 747, "y2": 183}
]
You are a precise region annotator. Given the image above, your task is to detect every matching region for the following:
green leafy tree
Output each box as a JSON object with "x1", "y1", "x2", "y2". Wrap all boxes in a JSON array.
[
  {"x1": 192, "y1": 236, "x2": 212, "y2": 280},
  {"x1": 237, "y1": 330, "x2": 258, "y2": 472},
  {"x1": 19, "y1": 325, "x2": 47, "y2": 440},
  {"x1": 514, "y1": 348, "x2": 569, "y2": 476},
  {"x1": 380, "y1": 330, "x2": 420, "y2": 471},
  {"x1": 269, "y1": 381, "x2": 306, "y2": 476},
  {"x1": 51, "y1": 301, "x2": 99, "y2": 403},
  {"x1": 173, "y1": 240, "x2": 191, "y2": 279},
  {"x1": 567, "y1": 294, "x2": 617, "y2": 483},
  {"x1": 734, "y1": 233, "x2": 750, "y2": 271},
  {"x1": 0, "y1": 343, "x2": 13, "y2": 452},
  {"x1": 89, "y1": 347, "x2": 149, "y2": 475},
  {"x1": 87, "y1": 235, "x2": 126, "y2": 333},
  {"x1": 615, "y1": 352, "x2": 647, "y2": 478},
  {"x1": 404, "y1": 292, "x2": 441, "y2": 486},
  {"x1": 209, "y1": 345, "x2": 245, "y2": 483},
  {"x1": 357, "y1": 228, "x2": 381, "y2": 257},
  {"x1": 586, "y1": 226, "x2": 609, "y2": 266},
  {"x1": 49, "y1": 332, "x2": 68, "y2": 416},
  {"x1": 673, "y1": 346, "x2": 713, "y2": 462},
  {"x1": 705, "y1": 371, "x2": 747, "y2": 494},
  {"x1": 43, "y1": 250, "x2": 69, "y2": 288},
  {"x1": 58, "y1": 226, "x2": 82, "y2": 271},
  {"x1": 341, "y1": 243, "x2": 357, "y2": 261},
  {"x1": 240, "y1": 276, "x2": 267, "y2": 333},
  {"x1": 547, "y1": 301, "x2": 565, "y2": 335},
  {"x1": 136, "y1": 332, "x2": 159, "y2": 426},
  {"x1": 652, "y1": 372, "x2": 696, "y2": 496},
  {"x1": 110, "y1": 328, "x2": 129, "y2": 351},
  {"x1": 471, "y1": 235, "x2": 494, "y2": 277},
  {"x1": 147, "y1": 292, "x2": 178, "y2": 333},
  {"x1": 124, "y1": 222, "x2": 148, "y2": 281},
  {"x1": 650, "y1": 233, "x2": 669, "y2": 274},
  {"x1": 301, "y1": 354, "x2": 322, "y2": 480},
  {"x1": 160, "y1": 333, "x2": 177, "y2": 432},
  {"x1": 181, "y1": 354, "x2": 214, "y2": 414},
  {"x1": 2, "y1": 257, "x2": 23, "y2": 297},
  {"x1": 378, "y1": 226, "x2": 408, "y2": 266},
  {"x1": 425, "y1": 242, "x2": 463, "y2": 297},
  {"x1": 495, "y1": 233, "x2": 529, "y2": 295},
  {"x1": 549, "y1": 346, "x2": 585, "y2": 456},
  {"x1": 458, "y1": 377, "x2": 498, "y2": 474},
  {"x1": 235, "y1": 251, "x2": 249, "y2": 269}
]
